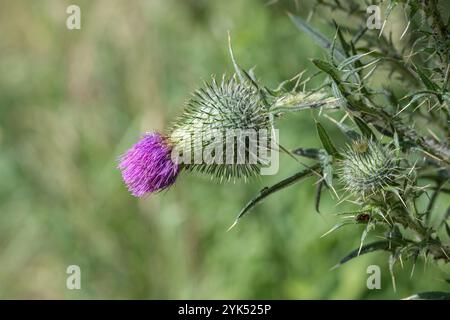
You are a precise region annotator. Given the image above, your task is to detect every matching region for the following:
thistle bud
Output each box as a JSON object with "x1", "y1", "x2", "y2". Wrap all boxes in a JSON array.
[
  {"x1": 170, "y1": 75, "x2": 273, "y2": 181},
  {"x1": 339, "y1": 139, "x2": 401, "y2": 199}
]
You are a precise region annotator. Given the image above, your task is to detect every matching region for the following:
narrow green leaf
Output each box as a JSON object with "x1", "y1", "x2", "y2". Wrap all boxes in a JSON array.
[
  {"x1": 351, "y1": 26, "x2": 367, "y2": 45},
  {"x1": 409, "y1": 2, "x2": 420, "y2": 18},
  {"x1": 440, "y1": 206, "x2": 450, "y2": 235},
  {"x1": 325, "y1": 116, "x2": 360, "y2": 140},
  {"x1": 312, "y1": 59, "x2": 342, "y2": 84},
  {"x1": 332, "y1": 241, "x2": 390, "y2": 269},
  {"x1": 316, "y1": 122, "x2": 341, "y2": 159},
  {"x1": 330, "y1": 28, "x2": 339, "y2": 65},
  {"x1": 445, "y1": 222, "x2": 450, "y2": 238},
  {"x1": 353, "y1": 116, "x2": 376, "y2": 140},
  {"x1": 337, "y1": 51, "x2": 374, "y2": 71},
  {"x1": 231, "y1": 163, "x2": 320, "y2": 225},
  {"x1": 348, "y1": 98, "x2": 381, "y2": 116},
  {"x1": 403, "y1": 292, "x2": 450, "y2": 300},
  {"x1": 403, "y1": 90, "x2": 442, "y2": 101},
  {"x1": 443, "y1": 64, "x2": 449, "y2": 92},
  {"x1": 312, "y1": 60, "x2": 378, "y2": 117},
  {"x1": 288, "y1": 13, "x2": 346, "y2": 61},
  {"x1": 333, "y1": 21, "x2": 351, "y2": 56},
  {"x1": 415, "y1": 66, "x2": 440, "y2": 92}
]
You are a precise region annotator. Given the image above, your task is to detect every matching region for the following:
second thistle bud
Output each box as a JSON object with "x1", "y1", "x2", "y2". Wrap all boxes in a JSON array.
[{"x1": 339, "y1": 139, "x2": 401, "y2": 199}]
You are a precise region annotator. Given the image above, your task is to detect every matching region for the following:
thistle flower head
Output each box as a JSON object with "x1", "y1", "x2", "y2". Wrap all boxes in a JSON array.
[
  {"x1": 118, "y1": 75, "x2": 274, "y2": 197},
  {"x1": 339, "y1": 139, "x2": 401, "y2": 199},
  {"x1": 118, "y1": 132, "x2": 179, "y2": 197},
  {"x1": 169, "y1": 75, "x2": 273, "y2": 181}
]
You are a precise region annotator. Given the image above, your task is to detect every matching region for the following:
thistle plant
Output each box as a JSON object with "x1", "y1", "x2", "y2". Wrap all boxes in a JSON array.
[{"x1": 118, "y1": 0, "x2": 450, "y2": 298}]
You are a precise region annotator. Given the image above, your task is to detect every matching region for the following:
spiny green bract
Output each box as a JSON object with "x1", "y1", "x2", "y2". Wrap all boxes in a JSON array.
[
  {"x1": 339, "y1": 139, "x2": 402, "y2": 199},
  {"x1": 169, "y1": 74, "x2": 273, "y2": 182}
]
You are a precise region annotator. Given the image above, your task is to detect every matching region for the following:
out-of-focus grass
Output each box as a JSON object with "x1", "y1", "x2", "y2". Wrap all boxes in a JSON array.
[{"x1": 0, "y1": 0, "x2": 448, "y2": 299}]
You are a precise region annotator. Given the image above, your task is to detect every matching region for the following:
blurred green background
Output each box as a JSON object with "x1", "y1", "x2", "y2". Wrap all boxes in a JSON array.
[{"x1": 0, "y1": 0, "x2": 448, "y2": 299}]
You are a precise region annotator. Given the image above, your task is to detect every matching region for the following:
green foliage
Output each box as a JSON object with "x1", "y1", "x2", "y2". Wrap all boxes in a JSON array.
[
  {"x1": 1, "y1": 0, "x2": 449, "y2": 300},
  {"x1": 232, "y1": 0, "x2": 450, "y2": 298}
]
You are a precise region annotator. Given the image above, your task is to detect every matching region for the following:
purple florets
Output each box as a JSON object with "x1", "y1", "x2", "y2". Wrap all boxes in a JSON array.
[{"x1": 118, "y1": 132, "x2": 179, "y2": 197}]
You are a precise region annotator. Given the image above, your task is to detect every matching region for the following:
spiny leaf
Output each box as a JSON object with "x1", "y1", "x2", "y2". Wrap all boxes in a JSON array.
[
  {"x1": 316, "y1": 122, "x2": 342, "y2": 159},
  {"x1": 312, "y1": 59, "x2": 378, "y2": 116},
  {"x1": 333, "y1": 21, "x2": 351, "y2": 56},
  {"x1": 331, "y1": 241, "x2": 391, "y2": 269},
  {"x1": 330, "y1": 27, "x2": 339, "y2": 65},
  {"x1": 311, "y1": 60, "x2": 380, "y2": 117},
  {"x1": 443, "y1": 65, "x2": 449, "y2": 92},
  {"x1": 352, "y1": 26, "x2": 367, "y2": 45},
  {"x1": 440, "y1": 206, "x2": 450, "y2": 237},
  {"x1": 312, "y1": 59, "x2": 379, "y2": 117},
  {"x1": 312, "y1": 59, "x2": 342, "y2": 84},
  {"x1": 445, "y1": 222, "x2": 450, "y2": 238},
  {"x1": 337, "y1": 51, "x2": 374, "y2": 71},
  {"x1": 288, "y1": 13, "x2": 346, "y2": 61},
  {"x1": 403, "y1": 292, "x2": 450, "y2": 300},
  {"x1": 403, "y1": 89, "x2": 442, "y2": 101},
  {"x1": 325, "y1": 115, "x2": 360, "y2": 140},
  {"x1": 353, "y1": 116, "x2": 376, "y2": 140},
  {"x1": 415, "y1": 66, "x2": 440, "y2": 92},
  {"x1": 439, "y1": 206, "x2": 450, "y2": 229},
  {"x1": 229, "y1": 163, "x2": 320, "y2": 228},
  {"x1": 331, "y1": 82, "x2": 347, "y2": 108}
]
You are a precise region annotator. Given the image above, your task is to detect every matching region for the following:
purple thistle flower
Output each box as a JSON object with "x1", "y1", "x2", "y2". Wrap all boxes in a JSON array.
[{"x1": 118, "y1": 132, "x2": 179, "y2": 197}]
